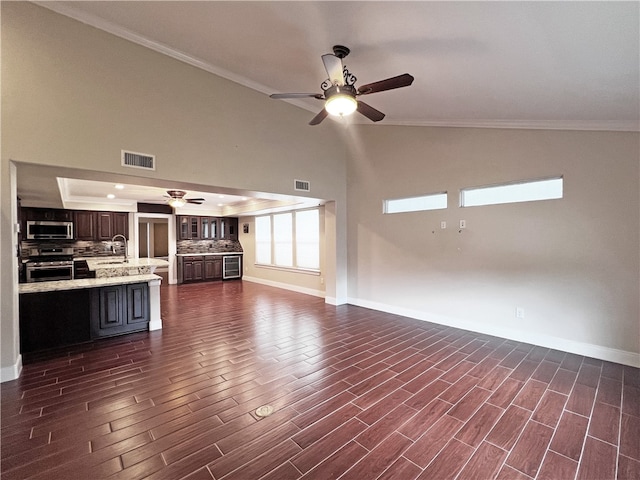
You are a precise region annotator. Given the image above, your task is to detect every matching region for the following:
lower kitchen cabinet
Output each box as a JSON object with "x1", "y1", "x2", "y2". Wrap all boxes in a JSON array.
[
  {"x1": 180, "y1": 256, "x2": 204, "y2": 283},
  {"x1": 90, "y1": 283, "x2": 149, "y2": 338},
  {"x1": 205, "y1": 257, "x2": 222, "y2": 280},
  {"x1": 19, "y1": 289, "x2": 91, "y2": 353},
  {"x1": 19, "y1": 282, "x2": 153, "y2": 355},
  {"x1": 178, "y1": 255, "x2": 238, "y2": 283}
]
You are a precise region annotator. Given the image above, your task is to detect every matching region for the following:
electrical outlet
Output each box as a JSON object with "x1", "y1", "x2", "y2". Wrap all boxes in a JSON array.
[
  {"x1": 440, "y1": 221, "x2": 447, "y2": 229},
  {"x1": 516, "y1": 307, "x2": 525, "y2": 319},
  {"x1": 459, "y1": 220, "x2": 466, "y2": 229},
  {"x1": 320, "y1": 277, "x2": 324, "y2": 285}
]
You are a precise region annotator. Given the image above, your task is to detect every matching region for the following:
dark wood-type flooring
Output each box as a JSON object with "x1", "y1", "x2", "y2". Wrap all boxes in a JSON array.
[{"x1": 2, "y1": 280, "x2": 639, "y2": 479}]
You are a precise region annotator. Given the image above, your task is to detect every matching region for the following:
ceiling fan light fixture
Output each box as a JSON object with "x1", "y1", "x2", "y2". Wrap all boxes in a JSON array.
[
  {"x1": 168, "y1": 197, "x2": 186, "y2": 208},
  {"x1": 325, "y1": 93, "x2": 357, "y2": 117}
]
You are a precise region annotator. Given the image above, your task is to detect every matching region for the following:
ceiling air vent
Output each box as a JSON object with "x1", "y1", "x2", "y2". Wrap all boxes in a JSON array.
[
  {"x1": 294, "y1": 179, "x2": 310, "y2": 192},
  {"x1": 121, "y1": 150, "x2": 156, "y2": 171}
]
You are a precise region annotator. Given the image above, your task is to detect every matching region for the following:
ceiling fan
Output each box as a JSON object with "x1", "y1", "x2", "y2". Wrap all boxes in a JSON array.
[
  {"x1": 270, "y1": 45, "x2": 414, "y2": 126},
  {"x1": 165, "y1": 190, "x2": 205, "y2": 208}
]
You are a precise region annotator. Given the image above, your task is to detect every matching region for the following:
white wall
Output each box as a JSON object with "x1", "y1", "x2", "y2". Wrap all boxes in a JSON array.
[
  {"x1": 346, "y1": 125, "x2": 640, "y2": 365},
  {"x1": 0, "y1": 2, "x2": 347, "y2": 379}
]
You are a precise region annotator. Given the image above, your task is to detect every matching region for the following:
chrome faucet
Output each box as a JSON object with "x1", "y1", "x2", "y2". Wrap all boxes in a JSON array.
[{"x1": 111, "y1": 234, "x2": 128, "y2": 263}]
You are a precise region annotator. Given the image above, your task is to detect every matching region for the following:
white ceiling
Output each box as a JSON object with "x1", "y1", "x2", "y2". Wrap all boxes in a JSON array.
[
  {"x1": 39, "y1": 0, "x2": 640, "y2": 131},
  {"x1": 17, "y1": 1, "x2": 640, "y2": 211}
]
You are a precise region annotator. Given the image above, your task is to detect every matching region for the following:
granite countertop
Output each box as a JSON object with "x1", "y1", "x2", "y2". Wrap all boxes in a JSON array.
[
  {"x1": 81, "y1": 257, "x2": 170, "y2": 271},
  {"x1": 19, "y1": 274, "x2": 162, "y2": 294},
  {"x1": 175, "y1": 252, "x2": 243, "y2": 257},
  {"x1": 74, "y1": 257, "x2": 169, "y2": 278}
]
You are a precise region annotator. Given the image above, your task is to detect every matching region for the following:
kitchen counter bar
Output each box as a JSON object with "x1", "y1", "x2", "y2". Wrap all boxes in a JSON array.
[
  {"x1": 19, "y1": 274, "x2": 161, "y2": 294},
  {"x1": 19, "y1": 274, "x2": 163, "y2": 332}
]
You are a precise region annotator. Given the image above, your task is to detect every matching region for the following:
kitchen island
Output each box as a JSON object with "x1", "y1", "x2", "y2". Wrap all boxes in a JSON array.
[{"x1": 19, "y1": 258, "x2": 168, "y2": 355}]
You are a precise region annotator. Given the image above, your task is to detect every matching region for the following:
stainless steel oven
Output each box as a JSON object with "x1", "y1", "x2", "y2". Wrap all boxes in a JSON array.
[
  {"x1": 26, "y1": 262, "x2": 74, "y2": 282},
  {"x1": 25, "y1": 247, "x2": 74, "y2": 283}
]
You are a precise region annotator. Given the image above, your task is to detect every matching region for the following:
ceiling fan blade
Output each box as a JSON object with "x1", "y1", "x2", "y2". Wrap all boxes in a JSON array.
[
  {"x1": 186, "y1": 199, "x2": 204, "y2": 204},
  {"x1": 322, "y1": 54, "x2": 344, "y2": 86},
  {"x1": 357, "y1": 73, "x2": 415, "y2": 95},
  {"x1": 357, "y1": 101, "x2": 386, "y2": 122},
  {"x1": 309, "y1": 108, "x2": 329, "y2": 126},
  {"x1": 270, "y1": 93, "x2": 324, "y2": 100}
]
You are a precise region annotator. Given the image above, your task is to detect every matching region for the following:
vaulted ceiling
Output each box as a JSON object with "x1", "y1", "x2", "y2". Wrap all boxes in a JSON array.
[
  {"x1": 39, "y1": 1, "x2": 639, "y2": 131},
  {"x1": 16, "y1": 1, "x2": 640, "y2": 211}
]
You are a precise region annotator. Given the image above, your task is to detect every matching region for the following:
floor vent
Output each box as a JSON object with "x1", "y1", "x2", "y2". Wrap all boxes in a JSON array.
[
  {"x1": 121, "y1": 150, "x2": 156, "y2": 171},
  {"x1": 294, "y1": 179, "x2": 310, "y2": 192},
  {"x1": 255, "y1": 405, "x2": 274, "y2": 418}
]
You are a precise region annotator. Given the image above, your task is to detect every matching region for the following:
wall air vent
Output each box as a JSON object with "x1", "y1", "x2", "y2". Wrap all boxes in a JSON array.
[
  {"x1": 294, "y1": 179, "x2": 310, "y2": 192},
  {"x1": 121, "y1": 150, "x2": 156, "y2": 171}
]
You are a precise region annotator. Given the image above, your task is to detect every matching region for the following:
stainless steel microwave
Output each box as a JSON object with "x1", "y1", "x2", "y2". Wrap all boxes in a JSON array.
[{"x1": 26, "y1": 221, "x2": 74, "y2": 240}]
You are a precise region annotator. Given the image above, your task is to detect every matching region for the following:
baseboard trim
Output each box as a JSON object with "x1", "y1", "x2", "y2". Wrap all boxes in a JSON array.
[
  {"x1": 149, "y1": 318, "x2": 163, "y2": 331},
  {"x1": 348, "y1": 297, "x2": 640, "y2": 368},
  {"x1": 242, "y1": 276, "x2": 325, "y2": 299},
  {"x1": 1, "y1": 355, "x2": 23, "y2": 383}
]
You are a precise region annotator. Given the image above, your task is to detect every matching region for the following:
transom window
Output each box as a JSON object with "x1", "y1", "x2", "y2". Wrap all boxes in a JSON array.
[
  {"x1": 461, "y1": 177, "x2": 563, "y2": 207},
  {"x1": 383, "y1": 192, "x2": 448, "y2": 214}
]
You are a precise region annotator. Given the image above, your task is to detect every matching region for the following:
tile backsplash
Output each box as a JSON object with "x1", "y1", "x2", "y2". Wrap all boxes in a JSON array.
[
  {"x1": 21, "y1": 238, "x2": 243, "y2": 259},
  {"x1": 176, "y1": 239, "x2": 243, "y2": 254},
  {"x1": 21, "y1": 240, "x2": 127, "y2": 259}
]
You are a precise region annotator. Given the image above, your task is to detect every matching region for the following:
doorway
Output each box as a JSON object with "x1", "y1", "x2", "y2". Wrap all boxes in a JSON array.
[{"x1": 134, "y1": 213, "x2": 177, "y2": 284}]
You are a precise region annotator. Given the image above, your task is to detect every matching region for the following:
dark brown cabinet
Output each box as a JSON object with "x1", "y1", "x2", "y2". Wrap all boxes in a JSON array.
[
  {"x1": 22, "y1": 207, "x2": 73, "y2": 222},
  {"x1": 200, "y1": 217, "x2": 219, "y2": 240},
  {"x1": 178, "y1": 216, "x2": 190, "y2": 240},
  {"x1": 220, "y1": 218, "x2": 238, "y2": 240},
  {"x1": 90, "y1": 283, "x2": 149, "y2": 338},
  {"x1": 177, "y1": 215, "x2": 236, "y2": 240},
  {"x1": 74, "y1": 211, "x2": 96, "y2": 240},
  {"x1": 178, "y1": 255, "x2": 237, "y2": 283},
  {"x1": 73, "y1": 210, "x2": 128, "y2": 241},
  {"x1": 180, "y1": 255, "x2": 204, "y2": 283},
  {"x1": 97, "y1": 211, "x2": 128, "y2": 240},
  {"x1": 204, "y1": 257, "x2": 222, "y2": 280},
  {"x1": 73, "y1": 260, "x2": 94, "y2": 279},
  {"x1": 177, "y1": 216, "x2": 202, "y2": 240}
]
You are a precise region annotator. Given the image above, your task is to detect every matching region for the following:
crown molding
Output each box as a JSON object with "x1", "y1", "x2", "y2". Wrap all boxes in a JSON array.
[
  {"x1": 33, "y1": 1, "x2": 276, "y2": 97},
  {"x1": 34, "y1": 2, "x2": 640, "y2": 133},
  {"x1": 384, "y1": 119, "x2": 640, "y2": 132}
]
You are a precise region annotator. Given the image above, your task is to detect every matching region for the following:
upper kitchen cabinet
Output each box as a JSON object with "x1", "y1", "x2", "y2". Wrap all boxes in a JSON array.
[
  {"x1": 200, "y1": 217, "x2": 219, "y2": 240},
  {"x1": 23, "y1": 207, "x2": 73, "y2": 222},
  {"x1": 177, "y1": 215, "x2": 237, "y2": 241},
  {"x1": 97, "y1": 212, "x2": 129, "y2": 240},
  {"x1": 178, "y1": 216, "x2": 200, "y2": 240},
  {"x1": 74, "y1": 211, "x2": 96, "y2": 240},
  {"x1": 220, "y1": 218, "x2": 238, "y2": 240}
]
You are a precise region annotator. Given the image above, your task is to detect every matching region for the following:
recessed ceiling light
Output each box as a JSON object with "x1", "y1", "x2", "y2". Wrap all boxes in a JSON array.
[
  {"x1": 241, "y1": 197, "x2": 247, "y2": 201},
  {"x1": 114, "y1": 184, "x2": 124, "y2": 190},
  {"x1": 218, "y1": 195, "x2": 225, "y2": 199},
  {"x1": 217, "y1": 203, "x2": 223, "y2": 207},
  {"x1": 107, "y1": 194, "x2": 116, "y2": 199}
]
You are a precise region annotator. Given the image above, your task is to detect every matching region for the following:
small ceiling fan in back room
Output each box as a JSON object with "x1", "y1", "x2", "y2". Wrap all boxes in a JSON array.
[
  {"x1": 270, "y1": 45, "x2": 414, "y2": 126},
  {"x1": 165, "y1": 190, "x2": 205, "y2": 208}
]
